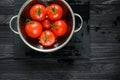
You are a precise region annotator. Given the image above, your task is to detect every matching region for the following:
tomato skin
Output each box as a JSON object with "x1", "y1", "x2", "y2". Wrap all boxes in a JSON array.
[
  {"x1": 39, "y1": 30, "x2": 55, "y2": 47},
  {"x1": 42, "y1": 19, "x2": 52, "y2": 30},
  {"x1": 25, "y1": 21, "x2": 43, "y2": 38},
  {"x1": 51, "y1": 20, "x2": 67, "y2": 37},
  {"x1": 47, "y1": 4, "x2": 63, "y2": 21},
  {"x1": 30, "y1": 4, "x2": 46, "y2": 21}
]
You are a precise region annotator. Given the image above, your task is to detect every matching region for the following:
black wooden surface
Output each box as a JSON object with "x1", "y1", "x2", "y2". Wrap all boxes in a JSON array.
[{"x1": 0, "y1": 0, "x2": 120, "y2": 80}]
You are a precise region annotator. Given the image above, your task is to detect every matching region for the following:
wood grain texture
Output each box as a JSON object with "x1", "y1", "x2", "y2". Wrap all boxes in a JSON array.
[
  {"x1": 0, "y1": 0, "x2": 120, "y2": 80},
  {"x1": 0, "y1": 60, "x2": 120, "y2": 80},
  {"x1": 0, "y1": 0, "x2": 14, "y2": 5},
  {"x1": 91, "y1": 0, "x2": 120, "y2": 4}
]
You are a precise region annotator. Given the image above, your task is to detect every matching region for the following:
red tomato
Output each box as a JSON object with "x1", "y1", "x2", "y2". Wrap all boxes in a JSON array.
[
  {"x1": 25, "y1": 20, "x2": 43, "y2": 38},
  {"x1": 30, "y1": 4, "x2": 46, "y2": 21},
  {"x1": 47, "y1": 4, "x2": 63, "y2": 21},
  {"x1": 42, "y1": 19, "x2": 52, "y2": 30},
  {"x1": 39, "y1": 30, "x2": 55, "y2": 47},
  {"x1": 51, "y1": 20, "x2": 67, "y2": 36}
]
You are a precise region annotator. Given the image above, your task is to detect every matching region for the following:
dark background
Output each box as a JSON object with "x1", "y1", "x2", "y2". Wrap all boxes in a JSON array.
[{"x1": 0, "y1": 0, "x2": 120, "y2": 80}]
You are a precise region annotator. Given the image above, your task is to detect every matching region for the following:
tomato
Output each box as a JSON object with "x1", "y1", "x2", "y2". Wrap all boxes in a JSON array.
[
  {"x1": 51, "y1": 20, "x2": 67, "y2": 36},
  {"x1": 47, "y1": 4, "x2": 63, "y2": 21},
  {"x1": 25, "y1": 20, "x2": 43, "y2": 38},
  {"x1": 30, "y1": 4, "x2": 46, "y2": 21},
  {"x1": 42, "y1": 19, "x2": 52, "y2": 30},
  {"x1": 39, "y1": 30, "x2": 55, "y2": 47}
]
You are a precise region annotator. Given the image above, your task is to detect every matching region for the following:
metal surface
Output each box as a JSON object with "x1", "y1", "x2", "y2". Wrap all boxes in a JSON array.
[{"x1": 9, "y1": 15, "x2": 19, "y2": 34}]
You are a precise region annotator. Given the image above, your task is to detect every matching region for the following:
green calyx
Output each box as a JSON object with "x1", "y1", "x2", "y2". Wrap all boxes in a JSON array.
[
  {"x1": 44, "y1": 32, "x2": 49, "y2": 43},
  {"x1": 51, "y1": 23, "x2": 56, "y2": 29},
  {"x1": 26, "y1": 19, "x2": 33, "y2": 24},
  {"x1": 36, "y1": 9, "x2": 41, "y2": 15},
  {"x1": 51, "y1": 6, "x2": 57, "y2": 13}
]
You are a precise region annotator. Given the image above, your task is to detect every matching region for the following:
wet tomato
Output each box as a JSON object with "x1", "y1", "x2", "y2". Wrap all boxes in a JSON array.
[
  {"x1": 51, "y1": 20, "x2": 67, "y2": 36},
  {"x1": 25, "y1": 20, "x2": 43, "y2": 38},
  {"x1": 39, "y1": 30, "x2": 55, "y2": 47},
  {"x1": 30, "y1": 4, "x2": 46, "y2": 21},
  {"x1": 42, "y1": 19, "x2": 52, "y2": 30},
  {"x1": 47, "y1": 4, "x2": 63, "y2": 21}
]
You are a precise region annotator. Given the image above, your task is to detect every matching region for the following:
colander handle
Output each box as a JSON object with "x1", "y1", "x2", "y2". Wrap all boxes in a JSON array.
[
  {"x1": 9, "y1": 15, "x2": 19, "y2": 34},
  {"x1": 74, "y1": 13, "x2": 83, "y2": 33}
]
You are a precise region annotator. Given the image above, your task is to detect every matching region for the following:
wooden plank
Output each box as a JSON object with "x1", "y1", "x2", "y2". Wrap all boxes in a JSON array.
[
  {"x1": 0, "y1": 72, "x2": 119, "y2": 80},
  {"x1": 91, "y1": 43, "x2": 120, "y2": 53},
  {"x1": 0, "y1": 24, "x2": 14, "y2": 32},
  {"x1": 0, "y1": 60, "x2": 120, "y2": 79},
  {"x1": 0, "y1": 6, "x2": 14, "y2": 15},
  {"x1": 90, "y1": 4, "x2": 120, "y2": 28},
  {"x1": 90, "y1": 0, "x2": 120, "y2": 4},
  {"x1": 0, "y1": 32, "x2": 13, "y2": 38},
  {"x1": 0, "y1": 0, "x2": 14, "y2": 6},
  {"x1": 1, "y1": 43, "x2": 120, "y2": 59},
  {"x1": 0, "y1": 15, "x2": 14, "y2": 24},
  {"x1": 90, "y1": 43, "x2": 120, "y2": 59},
  {"x1": 0, "y1": 38, "x2": 13, "y2": 44},
  {"x1": 0, "y1": 44, "x2": 13, "y2": 53},
  {"x1": 90, "y1": 29, "x2": 120, "y2": 43},
  {"x1": 0, "y1": 59, "x2": 119, "y2": 72}
]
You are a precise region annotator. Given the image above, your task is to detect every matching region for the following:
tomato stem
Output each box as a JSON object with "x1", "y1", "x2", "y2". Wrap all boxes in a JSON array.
[
  {"x1": 43, "y1": 32, "x2": 48, "y2": 43},
  {"x1": 26, "y1": 19, "x2": 33, "y2": 24},
  {"x1": 26, "y1": 19, "x2": 31, "y2": 22},
  {"x1": 51, "y1": 6, "x2": 56, "y2": 12},
  {"x1": 51, "y1": 23, "x2": 56, "y2": 29},
  {"x1": 36, "y1": 9, "x2": 41, "y2": 15}
]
